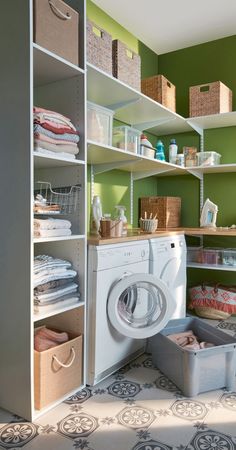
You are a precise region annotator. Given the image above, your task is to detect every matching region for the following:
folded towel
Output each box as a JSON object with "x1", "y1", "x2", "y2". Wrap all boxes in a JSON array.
[
  {"x1": 34, "y1": 296, "x2": 79, "y2": 315},
  {"x1": 34, "y1": 228, "x2": 72, "y2": 238},
  {"x1": 34, "y1": 270, "x2": 77, "y2": 288},
  {"x1": 34, "y1": 147, "x2": 76, "y2": 160},
  {"x1": 34, "y1": 218, "x2": 72, "y2": 230},
  {"x1": 34, "y1": 282, "x2": 78, "y2": 302},
  {"x1": 34, "y1": 327, "x2": 69, "y2": 352},
  {"x1": 34, "y1": 139, "x2": 79, "y2": 155},
  {"x1": 167, "y1": 330, "x2": 214, "y2": 350},
  {"x1": 34, "y1": 278, "x2": 72, "y2": 294},
  {"x1": 33, "y1": 107, "x2": 77, "y2": 131},
  {"x1": 34, "y1": 124, "x2": 80, "y2": 143}
]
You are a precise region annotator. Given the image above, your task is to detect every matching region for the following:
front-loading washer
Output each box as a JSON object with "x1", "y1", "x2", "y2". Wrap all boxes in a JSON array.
[
  {"x1": 149, "y1": 234, "x2": 187, "y2": 319},
  {"x1": 87, "y1": 239, "x2": 178, "y2": 386}
]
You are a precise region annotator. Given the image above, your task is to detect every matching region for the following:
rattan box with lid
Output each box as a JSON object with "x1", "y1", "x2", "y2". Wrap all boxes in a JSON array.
[
  {"x1": 140, "y1": 196, "x2": 181, "y2": 228},
  {"x1": 87, "y1": 20, "x2": 112, "y2": 75},
  {"x1": 112, "y1": 39, "x2": 141, "y2": 91},
  {"x1": 189, "y1": 81, "x2": 232, "y2": 117},
  {"x1": 141, "y1": 75, "x2": 176, "y2": 112}
]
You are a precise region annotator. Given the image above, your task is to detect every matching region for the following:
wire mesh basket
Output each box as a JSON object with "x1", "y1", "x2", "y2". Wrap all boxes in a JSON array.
[{"x1": 34, "y1": 181, "x2": 81, "y2": 215}]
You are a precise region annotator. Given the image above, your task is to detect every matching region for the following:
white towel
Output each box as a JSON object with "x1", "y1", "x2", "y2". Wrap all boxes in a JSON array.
[
  {"x1": 34, "y1": 218, "x2": 72, "y2": 230},
  {"x1": 34, "y1": 229, "x2": 72, "y2": 238},
  {"x1": 34, "y1": 296, "x2": 79, "y2": 314},
  {"x1": 34, "y1": 269, "x2": 77, "y2": 288},
  {"x1": 34, "y1": 282, "x2": 78, "y2": 302}
]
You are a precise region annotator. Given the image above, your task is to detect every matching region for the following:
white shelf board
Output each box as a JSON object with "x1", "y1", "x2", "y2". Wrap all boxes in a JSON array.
[
  {"x1": 187, "y1": 111, "x2": 236, "y2": 130},
  {"x1": 33, "y1": 301, "x2": 85, "y2": 322},
  {"x1": 87, "y1": 63, "x2": 192, "y2": 135},
  {"x1": 187, "y1": 263, "x2": 236, "y2": 271},
  {"x1": 33, "y1": 43, "x2": 85, "y2": 87},
  {"x1": 189, "y1": 163, "x2": 236, "y2": 175},
  {"x1": 33, "y1": 235, "x2": 85, "y2": 244},
  {"x1": 34, "y1": 152, "x2": 85, "y2": 169},
  {"x1": 87, "y1": 140, "x2": 186, "y2": 176}
]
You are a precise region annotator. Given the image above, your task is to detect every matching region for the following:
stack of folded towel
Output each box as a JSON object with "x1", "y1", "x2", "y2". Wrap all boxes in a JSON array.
[
  {"x1": 34, "y1": 327, "x2": 69, "y2": 352},
  {"x1": 34, "y1": 218, "x2": 72, "y2": 238},
  {"x1": 34, "y1": 106, "x2": 80, "y2": 159},
  {"x1": 34, "y1": 255, "x2": 80, "y2": 314}
]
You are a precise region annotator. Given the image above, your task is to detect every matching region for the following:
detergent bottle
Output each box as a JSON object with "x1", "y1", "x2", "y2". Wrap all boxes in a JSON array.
[
  {"x1": 90, "y1": 195, "x2": 103, "y2": 235},
  {"x1": 155, "y1": 140, "x2": 165, "y2": 161},
  {"x1": 115, "y1": 205, "x2": 128, "y2": 236}
]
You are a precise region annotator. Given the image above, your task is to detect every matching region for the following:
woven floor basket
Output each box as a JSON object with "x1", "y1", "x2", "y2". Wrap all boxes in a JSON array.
[
  {"x1": 194, "y1": 306, "x2": 231, "y2": 320},
  {"x1": 189, "y1": 81, "x2": 232, "y2": 117}
]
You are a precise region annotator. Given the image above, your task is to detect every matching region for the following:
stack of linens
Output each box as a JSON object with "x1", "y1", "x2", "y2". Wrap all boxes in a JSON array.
[{"x1": 34, "y1": 218, "x2": 72, "y2": 238}]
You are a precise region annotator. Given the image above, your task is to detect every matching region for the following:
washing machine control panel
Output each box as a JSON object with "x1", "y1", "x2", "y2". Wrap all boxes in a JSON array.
[{"x1": 91, "y1": 242, "x2": 149, "y2": 270}]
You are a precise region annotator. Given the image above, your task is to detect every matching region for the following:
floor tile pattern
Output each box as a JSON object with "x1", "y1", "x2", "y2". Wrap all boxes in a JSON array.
[{"x1": 0, "y1": 317, "x2": 236, "y2": 449}]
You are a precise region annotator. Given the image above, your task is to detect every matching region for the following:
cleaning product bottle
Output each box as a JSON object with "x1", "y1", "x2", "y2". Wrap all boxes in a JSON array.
[
  {"x1": 140, "y1": 134, "x2": 152, "y2": 150},
  {"x1": 155, "y1": 140, "x2": 165, "y2": 161},
  {"x1": 169, "y1": 138, "x2": 178, "y2": 164},
  {"x1": 115, "y1": 205, "x2": 128, "y2": 236},
  {"x1": 90, "y1": 195, "x2": 103, "y2": 235}
]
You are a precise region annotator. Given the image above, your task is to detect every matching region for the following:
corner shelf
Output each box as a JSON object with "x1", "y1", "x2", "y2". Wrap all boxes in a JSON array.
[{"x1": 187, "y1": 263, "x2": 236, "y2": 271}]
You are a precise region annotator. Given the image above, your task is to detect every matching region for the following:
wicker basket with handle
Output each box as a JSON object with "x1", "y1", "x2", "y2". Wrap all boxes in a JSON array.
[
  {"x1": 189, "y1": 81, "x2": 232, "y2": 117},
  {"x1": 140, "y1": 196, "x2": 181, "y2": 229},
  {"x1": 112, "y1": 39, "x2": 141, "y2": 91},
  {"x1": 141, "y1": 75, "x2": 176, "y2": 112},
  {"x1": 87, "y1": 20, "x2": 112, "y2": 75}
]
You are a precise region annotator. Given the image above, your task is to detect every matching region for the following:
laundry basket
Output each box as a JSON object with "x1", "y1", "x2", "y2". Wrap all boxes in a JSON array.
[{"x1": 34, "y1": 181, "x2": 81, "y2": 215}]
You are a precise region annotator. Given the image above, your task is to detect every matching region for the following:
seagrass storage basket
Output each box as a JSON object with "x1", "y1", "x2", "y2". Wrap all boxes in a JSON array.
[
  {"x1": 34, "y1": 0, "x2": 79, "y2": 65},
  {"x1": 87, "y1": 20, "x2": 112, "y2": 75},
  {"x1": 34, "y1": 331, "x2": 82, "y2": 410},
  {"x1": 140, "y1": 196, "x2": 181, "y2": 228},
  {"x1": 112, "y1": 39, "x2": 141, "y2": 91},
  {"x1": 141, "y1": 75, "x2": 176, "y2": 112},
  {"x1": 189, "y1": 81, "x2": 232, "y2": 117}
]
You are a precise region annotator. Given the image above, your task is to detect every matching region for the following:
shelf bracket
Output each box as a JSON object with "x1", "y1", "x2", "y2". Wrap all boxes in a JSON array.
[
  {"x1": 133, "y1": 117, "x2": 175, "y2": 131},
  {"x1": 132, "y1": 167, "x2": 175, "y2": 180},
  {"x1": 92, "y1": 159, "x2": 140, "y2": 175},
  {"x1": 130, "y1": 172, "x2": 134, "y2": 226},
  {"x1": 106, "y1": 97, "x2": 141, "y2": 112},
  {"x1": 186, "y1": 120, "x2": 203, "y2": 137},
  {"x1": 187, "y1": 169, "x2": 203, "y2": 180}
]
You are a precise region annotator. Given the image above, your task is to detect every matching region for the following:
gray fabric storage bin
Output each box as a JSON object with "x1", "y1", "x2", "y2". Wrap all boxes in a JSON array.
[{"x1": 150, "y1": 317, "x2": 236, "y2": 397}]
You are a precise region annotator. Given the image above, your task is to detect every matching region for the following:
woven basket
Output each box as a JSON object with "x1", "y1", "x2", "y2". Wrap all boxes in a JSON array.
[
  {"x1": 194, "y1": 307, "x2": 231, "y2": 320},
  {"x1": 87, "y1": 20, "x2": 112, "y2": 75},
  {"x1": 112, "y1": 39, "x2": 141, "y2": 91},
  {"x1": 189, "y1": 81, "x2": 232, "y2": 117},
  {"x1": 140, "y1": 197, "x2": 181, "y2": 228},
  {"x1": 141, "y1": 75, "x2": 176, "y2": 112},
  {"x1": 140, "y1": 218, "x2": 158, "y2": 233}
]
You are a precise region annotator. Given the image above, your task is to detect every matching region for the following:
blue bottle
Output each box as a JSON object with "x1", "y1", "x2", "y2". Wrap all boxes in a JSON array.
[{"x1": 155, "y1": 140, "x2": 165, "y2": 161}]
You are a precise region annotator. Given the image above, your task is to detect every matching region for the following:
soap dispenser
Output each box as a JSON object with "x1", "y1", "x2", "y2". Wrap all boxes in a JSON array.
[{"x1": 115, "y1": 205, "x2": 128, "y2": 236}]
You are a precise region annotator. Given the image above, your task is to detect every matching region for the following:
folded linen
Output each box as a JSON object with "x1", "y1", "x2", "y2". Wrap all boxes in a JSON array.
[
  {"x1": 34, "y1": 124, "x2": 80, "y2": 143},
  {"x1": 34, "y1": 327, "x2": 69, "y2": 352},
  {"x1": 34, "y1": 278, "x2": 72, "y2": 294},
  {"x1": 34, "y1": 139, "x2": 79, "y2": 155},
  {"x1": 34, "y1": 228, "x2": 72, "y2": 238},
  {"x1": 34, "y1": 218, "x2": 71, "y2": 230},
  {"x1": 34, "y1": 282, "x2": 78, "y2": 302},
  {"x1": 34, "y1": 147, "x2": 76, "y2": 160},
  {"x1": 34, "y1": 132, "x2": 78, "y2": 147},
  {"x1": 33, "y1": 107, "x2": 77, "y2": 132},
  {"x1": 167, "y1": 330, "x2": 214, "y2": 350},
  {"x1": 34, "y1": 270, "x2": 77, "y2": 288},
  {"x1": 34, "y1": 255, "x2": 72, "y2": 272},
  {"x1": 34, "y1": 296, "x2": 79, "y2": 315},
  {"x1": 34, "y1": 121, "x2": 79, "y2": 135}
]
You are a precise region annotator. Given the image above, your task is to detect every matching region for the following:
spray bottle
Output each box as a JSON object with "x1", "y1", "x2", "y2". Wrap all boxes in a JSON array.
[{"x1": 115, "y1": 205, "x2": 128, "y2": 236}]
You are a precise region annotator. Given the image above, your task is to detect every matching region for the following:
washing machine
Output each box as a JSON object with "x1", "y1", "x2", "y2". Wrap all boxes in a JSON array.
[
  {"x1": 87, "y1": 239, "x2": 178, "y2": 386},
  {"x1": 149, "y1": 234, "x2": 187, "y2": 319}
]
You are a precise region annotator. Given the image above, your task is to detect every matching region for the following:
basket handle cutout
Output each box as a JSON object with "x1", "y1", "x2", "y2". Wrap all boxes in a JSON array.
[
  {"x1": 126, "y1": 49, "x2": 134, "y2": 59},
  {"x1": 48, "y1": 1, "x2": 71, "y2": 20},
  {"x1": 52, "y1": 347, "x2": 76, "y2": 368},
  {"x1": 92, "y1": 25, "x2": 103, "y2": 38},
  {"x1": 167, "y1": 81, "x2": 171, "y2": 88},
  {"x1": 200, "y1": 85, "x2": 210, "y2": 92}
]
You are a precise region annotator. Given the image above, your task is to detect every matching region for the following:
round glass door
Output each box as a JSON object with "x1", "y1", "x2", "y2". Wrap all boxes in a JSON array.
[{"x1": 107, "y1": 273, "x2": 176, "y2": 339}]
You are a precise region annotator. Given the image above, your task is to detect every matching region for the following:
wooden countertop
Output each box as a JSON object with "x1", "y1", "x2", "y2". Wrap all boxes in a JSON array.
[{"x1": 87, "y1": 227, "x2": 236, "y2": 245}]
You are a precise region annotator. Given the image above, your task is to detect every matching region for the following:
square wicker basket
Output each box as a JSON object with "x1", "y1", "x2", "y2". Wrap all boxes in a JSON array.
[
  {"x1": 189, "y1": 81, "x2": 232, "y2": 117},
  {"x1": 140, "y1": 196, "x2": 181, "y2": 228},
  {"x1": 141, "y1": 75, "x2": 176, "y2": 112},
  {"x1": 112, "y1": 39, "x2": 141, "y2": 91},
  {"x1": 87, "y1": 20, "x2": 112, "y2": 75}
]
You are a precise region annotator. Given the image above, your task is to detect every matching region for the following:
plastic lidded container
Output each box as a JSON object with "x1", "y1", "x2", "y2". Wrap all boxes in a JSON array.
[
  {"x1": 197, "y1": 151, "x2": 221, "y2": 166},
  {"x1": 112, "y1": 126, "x2": 141, "y2": 153},
  {"x1": 87, "y1": 101, "x2": 114, "y2": 145},
  {"x1": 222, "y1": 249, "x2": 236, "y2": 266},
  {"x1": 187, "y1": 246, "x2": 204, "y2": 263},
  {"x1": 202, "y1": 247, "x2": 222, "y2": 265}
]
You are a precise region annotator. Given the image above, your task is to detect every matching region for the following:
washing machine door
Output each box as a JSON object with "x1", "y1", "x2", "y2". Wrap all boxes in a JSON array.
[{"x1": 107, "y1": 273, "x2": 176, "y2": 339}]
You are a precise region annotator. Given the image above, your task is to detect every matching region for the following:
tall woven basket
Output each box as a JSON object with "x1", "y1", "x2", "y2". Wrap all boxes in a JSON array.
[
  {"x1": 87, "y1": 20, "x2": 112, "y2": 75},
  {"x1": 141, "y1": 75, "x2": 176, "y2": 112},
  {"x1": 112, "y1": 39, "x2": 141, "y2": 91}
]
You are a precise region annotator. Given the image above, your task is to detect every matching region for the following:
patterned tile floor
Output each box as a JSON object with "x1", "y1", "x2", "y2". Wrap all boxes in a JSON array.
[{"x1": 1, "y1": 317, "x2": 236, "y2": 450}]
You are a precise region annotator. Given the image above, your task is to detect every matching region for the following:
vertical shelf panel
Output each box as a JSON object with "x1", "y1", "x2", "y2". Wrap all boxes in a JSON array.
[{"x1": 0, "y1": 0, "x2": 33, "y2": 420}]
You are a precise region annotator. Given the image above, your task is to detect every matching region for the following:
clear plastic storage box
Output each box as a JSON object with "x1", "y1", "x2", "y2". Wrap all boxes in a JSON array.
[
  {"x1": 87, "y1": 101, "x2": 114, "y2": 145},
  {"x1": 197, "y1": 151, "x2": 221, "y2": 166},
  {"x1": 202, "y1": 247, "x2": 222, "y2": 265},
  {"x1": 112, "y1": 126, "x2": 141, "y2": 153},
  {"x1": 222, "y1": 248, "x2": 236, "y2": 266},
  {"x1": 187, "y1": 246, "x2": 203, "y2": 263},
  {"x1": 150, "y1": 317, "x2": 236, "y2": 397}
]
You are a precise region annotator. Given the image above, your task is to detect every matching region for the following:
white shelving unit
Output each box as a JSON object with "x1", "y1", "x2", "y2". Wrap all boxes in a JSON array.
[
  {"x1": 0, "y1": 0, "x2": 86, "y2": 421},
  {"x1": 187, "y1": 263, "x2": 236, "y2": 271}
]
